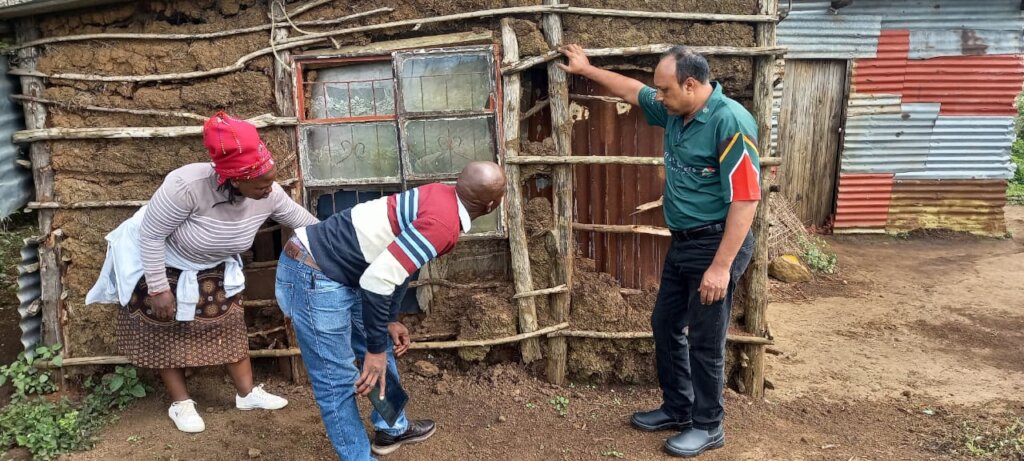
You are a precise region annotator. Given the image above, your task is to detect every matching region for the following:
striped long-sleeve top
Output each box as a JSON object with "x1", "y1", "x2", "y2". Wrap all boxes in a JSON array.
[
  {"x1": 306, "y1": 183, "x2": 470, "y2": 353},
  {"x1": 141, "y1": 163, "x2": 319, "y2": 293}
]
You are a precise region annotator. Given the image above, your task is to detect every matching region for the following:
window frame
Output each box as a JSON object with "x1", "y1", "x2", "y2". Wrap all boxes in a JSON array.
[{"x1": 293, "y1": 45, "x2": 507, "y2": 239}]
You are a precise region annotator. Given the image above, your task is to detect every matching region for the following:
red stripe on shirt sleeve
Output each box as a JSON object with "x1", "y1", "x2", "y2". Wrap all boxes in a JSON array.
[
  {"x1": 729, "y1": 151, "x2": 761, "y2": 201},
  {"x1": 387, "y1": 244, "x2": 419, "y2": 274}
]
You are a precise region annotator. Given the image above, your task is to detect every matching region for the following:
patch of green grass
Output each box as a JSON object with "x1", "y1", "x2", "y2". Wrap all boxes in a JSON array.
[
  {"x1": 0, "y1": 346, "x2": 150, "y2": 460},
  {"x1": 797, "y1": 235, "x2": 838, "y2": 274},
  {"x1": 601, "y1": 449, "x2": 625, "y2": 458},
  {"x1": 549, "y1": 395, "x2": 569, "y2": 417},
  {"x1": 951, "y1": 417, "x2": 1024, "y2": 460},
  {"x1": 1008, "y1": 183, "x2": 1024, "y2": 205}
]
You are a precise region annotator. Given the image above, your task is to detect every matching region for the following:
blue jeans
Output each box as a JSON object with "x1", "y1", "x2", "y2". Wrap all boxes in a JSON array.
[
  {"x1": 275, "y1": 245, "x2": 409, "y2": 461},
  {"x1": 651, "y1": 231, "x2": 754, "y2": 431}
]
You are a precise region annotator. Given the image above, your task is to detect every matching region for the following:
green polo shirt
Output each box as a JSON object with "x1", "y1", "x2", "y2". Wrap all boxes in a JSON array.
[{"x1": 637, "y1": 82, "x2": 762, "y2": 230}]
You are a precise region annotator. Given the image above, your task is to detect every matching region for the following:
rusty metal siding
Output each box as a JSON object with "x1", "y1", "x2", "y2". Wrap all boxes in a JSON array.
[
  {"x1": 887, "y1": 179, "x2": 1008, "y2": 235},
  {"x1": 570, "y1": 75, "x2": 668, "y2": 289},
  {"x1": 779, "y1": 0, "x2": 1024, "y2": 234},
  {"x1": 834, "y1": 174, "x2": 893, "y2": 231}
]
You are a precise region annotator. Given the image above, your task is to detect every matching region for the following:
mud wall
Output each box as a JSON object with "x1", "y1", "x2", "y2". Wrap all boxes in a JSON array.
[{"x1": 27, "y1": 0, "x2": 759, "y2": 379}]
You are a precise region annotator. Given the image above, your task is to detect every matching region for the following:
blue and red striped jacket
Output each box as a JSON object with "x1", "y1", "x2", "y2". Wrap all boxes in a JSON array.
[{"x1": 306, "y1": 183, "x2": 466, "y2": 353}]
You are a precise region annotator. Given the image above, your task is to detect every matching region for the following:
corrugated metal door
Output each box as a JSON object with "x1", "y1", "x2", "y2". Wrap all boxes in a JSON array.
[
  {"x1": 777, "y1": 59, "x2": 848, "y2": 226},
  {"x1": 571, "y1": 75, "x2": 668, "y2": 290}
]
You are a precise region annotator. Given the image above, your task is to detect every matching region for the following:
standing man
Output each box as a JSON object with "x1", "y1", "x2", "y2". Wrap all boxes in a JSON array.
[
  {"x1": 274, "y1": 161, "x2": 506, "y2": 461},
  {"x1": 559, "y1": 45, "x2": 760, "y2": 457}
]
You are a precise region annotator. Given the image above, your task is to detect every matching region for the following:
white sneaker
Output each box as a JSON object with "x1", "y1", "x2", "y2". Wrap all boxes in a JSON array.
[
  {"x1": 236, "y1": 383, "x2": 289, "y2": 410},
  {"x1": 168, "y1": 399, "x2": 205, "y2": 433}
]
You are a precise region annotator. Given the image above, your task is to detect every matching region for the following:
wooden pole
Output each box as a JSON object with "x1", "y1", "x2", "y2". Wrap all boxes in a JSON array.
[
  {"x1": 7, "y1": 8, "x2": 393, "y2": 50},
  {"x1": 507, "y1": 156, "x2": 782, "y2": 166},
  {"x1": 548, "y1": 330, "x2": 774, "y2": 345},
  {"x1": 269, "y1": 1, "x2": 307, "y2": 385},
  {"x1": 27, "y1": 200, "x2": 148, "y2": 209},
  {"x1": 408, "y1": 279, "x2": 506, "y2": 289},
  {"x1": 512, "y1": 284, "x2": 568, "y2": 299},
  {"x1": 15, "y1": 19, "x2": 63, "y2": 364},
  {"x1": 739, "y1": 0, "x2": 780, "y2": 400},
  {"x1": 557, "y1": 7, "x2": 776, "y2": 23},
  {"x1": 501, "y1": 45, "x2": 786, "y2": 75},
  {"x1": 12, "y1": 114, "x2": 298, "y2": 143},
  {"x1": 37, "y1": 324, "x2": 571, "y2": 368},
  {"x1": 410, "y1": 322, "x2": 569, "y2": 350},
  {"x1": 572, "y1": 223, "x2": 671, "y2": 237},
  {"x1": 520, "y1": 99, "x2": 549, "y2": 121},
  {"x1": 501, "y1": 18, "x2": 543, "y2": 364},
  {"x1": 542, "y1": 0, "x2": 573, "y2": 386}
]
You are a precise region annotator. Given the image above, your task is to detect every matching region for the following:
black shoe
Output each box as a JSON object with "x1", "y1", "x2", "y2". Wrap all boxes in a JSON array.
[
  {"x1": 665, "y1": 426, "x2": 725, "y2": 458},
  {"x1": 631, "y1": 409, "x2": 691, "y2": 432},
  {"x1": 371, "y1": 419, "x2": 436, "y2": 456}
]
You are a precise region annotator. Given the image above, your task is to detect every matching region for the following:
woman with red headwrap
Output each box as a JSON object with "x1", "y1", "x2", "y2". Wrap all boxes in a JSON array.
[{"x1": 87, "y1": 112, "x2": 319, "y2": 433}]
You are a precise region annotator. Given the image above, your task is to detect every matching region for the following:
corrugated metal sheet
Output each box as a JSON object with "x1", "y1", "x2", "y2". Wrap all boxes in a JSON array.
[
  {"x1": 846, "y1": 93, "x2": 902, "y2": 117},
  {"x1": 852, "y1": 30, "x2": 910, "y2": 94},
  {"x1": 834, "y1": 174, "x2": 894, "y2": 230},
  {"x1": 887, "y1": 179, "x2": 1008, "y2": 235},
  {"x1": 778, "y1": 9, "x2": 883, "y2": 59},
  {"x1": 779, "y1": 0, "x2": 1024, "y2": 60},
  {"x1": 571, "y1": 74, "x2": 668, "y2": 290},
  {"x1": 909, "y1": 29, "x2": 1023, "y2": 60},
  {"x1": 0, "y1": 57, "x2": 31, "y2": 219},
  {"x1": 902, "y1": 54, "x2": 1024, "y2": 115},
  {"x1": 897, "y1": 116, "x2": 1016, "y2": 179},
  {"x1": 17, "y1": 238, "x2": 41, "y2": 354},
  {"x1": 842, "y1": 103, "x2": 940, "y2": 174}
]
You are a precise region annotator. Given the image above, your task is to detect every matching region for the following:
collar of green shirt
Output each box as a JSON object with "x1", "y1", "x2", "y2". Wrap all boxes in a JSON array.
[{"x1": 689, "y1": 81, "x2": 725, "y2": 125}]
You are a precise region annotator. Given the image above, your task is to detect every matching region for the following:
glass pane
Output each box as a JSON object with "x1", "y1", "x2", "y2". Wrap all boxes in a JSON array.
[
  {"x1": 400, "y1": 53, "x2": 491, "y2": 112},
  {"x1": 307, "y1": 62, "x2": 395, "y2": 119},
  {"x1": 469, "y1": 210, "x2": 499, "y2": 234},
  {"x1": 405, "y1": 117, "x2": 495, "y2": 176},
  {"x1": 300, "y1": 122, "x2": 400, "y2": 182}
]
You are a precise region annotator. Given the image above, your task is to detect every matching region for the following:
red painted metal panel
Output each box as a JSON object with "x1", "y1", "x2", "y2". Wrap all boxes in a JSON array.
[
  {"x1": 852, "y1": 29, "x2": 1024, "y2": 116},
  {"x1": 834, "y1": 173, "x2": 894, "y2": 229},
  {"x1": 902, "y1": 55, "x2": 1024, "y2": 115},
  {"x1": 853, "y1": 30, "x2": 910, "y2": 94}
]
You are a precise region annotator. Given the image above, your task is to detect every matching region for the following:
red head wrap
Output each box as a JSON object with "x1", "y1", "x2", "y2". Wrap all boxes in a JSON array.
[{"x1": 203, "y1": 112, "x2": 275, "y2": 185}]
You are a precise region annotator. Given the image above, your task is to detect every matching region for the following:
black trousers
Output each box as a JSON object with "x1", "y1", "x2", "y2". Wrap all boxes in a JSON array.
[{"x1": 651, "y1": 231, "x2": 754, "y2": 430}]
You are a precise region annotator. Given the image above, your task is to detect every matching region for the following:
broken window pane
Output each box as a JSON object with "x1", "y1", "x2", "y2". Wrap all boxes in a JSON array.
[
  {"x1": 400, "y1": 53, "x2": 492, "y2": 113},
  {"x1": 404, "y1": 117, "x2": 495, "y2": 176},
  {"x1": 307, "y1": 62, "x2": 395, "y2": 119},
  {"x1": 300, "y1": 122, "x2": 400, "y2": 183}
]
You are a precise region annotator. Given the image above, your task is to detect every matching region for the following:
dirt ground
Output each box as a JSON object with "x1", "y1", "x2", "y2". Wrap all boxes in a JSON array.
[{"x1": 48, "y1": 206, "x2": 1024, "y2": 460}]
